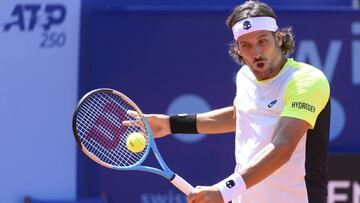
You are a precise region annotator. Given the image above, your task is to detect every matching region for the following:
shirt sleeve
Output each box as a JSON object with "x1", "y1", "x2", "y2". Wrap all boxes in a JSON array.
[{"x1": 281, "y1": 68, "x2": 330, "y2": 129}]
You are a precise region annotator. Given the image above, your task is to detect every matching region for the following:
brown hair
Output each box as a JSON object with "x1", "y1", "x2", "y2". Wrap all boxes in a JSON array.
[{"x1": 226, "y1": 1, "x2": 295, "y2": 65}]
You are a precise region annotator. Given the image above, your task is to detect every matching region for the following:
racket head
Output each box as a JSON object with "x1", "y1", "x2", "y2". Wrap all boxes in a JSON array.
[{"x1": 72, "y1": 88, "x2": 152, "y2": 169}]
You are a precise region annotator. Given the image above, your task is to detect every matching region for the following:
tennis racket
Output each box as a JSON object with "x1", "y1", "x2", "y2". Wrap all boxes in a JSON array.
[{"x1": 72, "y1": 88, "x2": 194, "y2": 195}]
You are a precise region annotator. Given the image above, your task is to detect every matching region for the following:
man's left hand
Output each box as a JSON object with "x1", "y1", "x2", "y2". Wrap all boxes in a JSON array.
[{"x1": 187, "y1": 186, "x2": 224, "y2": 203}]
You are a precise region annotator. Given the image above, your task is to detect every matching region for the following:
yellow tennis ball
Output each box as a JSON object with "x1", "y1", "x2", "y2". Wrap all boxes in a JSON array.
[{"x1": 126, "y1": 132, "x2": 146, "y2": 153}]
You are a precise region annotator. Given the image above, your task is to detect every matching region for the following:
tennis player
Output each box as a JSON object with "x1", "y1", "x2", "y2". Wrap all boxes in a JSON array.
[{"x1": 142, "y1": 1, "x2": 331, "y2": 202}]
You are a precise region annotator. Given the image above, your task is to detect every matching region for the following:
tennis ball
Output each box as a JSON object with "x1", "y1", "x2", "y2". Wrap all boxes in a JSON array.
[{"x1": 126, "y1": 132, "x2": 147, "y2": 153}]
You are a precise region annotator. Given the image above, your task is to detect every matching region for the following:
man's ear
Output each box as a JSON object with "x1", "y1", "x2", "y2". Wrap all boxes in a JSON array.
[{"x1": 276, "y1": 32, "x2": 283, "y2": 47}]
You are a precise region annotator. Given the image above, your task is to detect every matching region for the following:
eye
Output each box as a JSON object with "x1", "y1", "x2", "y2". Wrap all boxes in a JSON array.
[
  {"x1": 240, "y1": 43, "x2": 250, "y2": 49},
  {"x1": 258, "y1": 38, "x2": 268, "y2": 45}
]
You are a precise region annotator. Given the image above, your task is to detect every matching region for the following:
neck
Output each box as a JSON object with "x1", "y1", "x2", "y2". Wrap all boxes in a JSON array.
[{"x1": 275, "y1": 56, "x2": 287, "y2": 74}]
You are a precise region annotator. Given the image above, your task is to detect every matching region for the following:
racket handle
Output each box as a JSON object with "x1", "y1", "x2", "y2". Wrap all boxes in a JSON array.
[{"x1": 170, "y1": 174, "x2": 194, "y2": 196}]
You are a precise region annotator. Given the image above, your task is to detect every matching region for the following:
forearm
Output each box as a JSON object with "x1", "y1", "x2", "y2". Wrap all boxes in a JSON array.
[
  {"x1": 240, "y1": 143, "x2": 292, "y2": 188},
  {"x1": 213, "y1": 117, "x2": 309, "y2": 202},
  {"x1": 196, "y1": 106, "x2": 236, "y2": 134},
  {"x1": 240, "y1": 119, "x2": 309, "y2": 188},
  {"x1": 213, "y1": 143, "x2": 293, "y2": 203}
]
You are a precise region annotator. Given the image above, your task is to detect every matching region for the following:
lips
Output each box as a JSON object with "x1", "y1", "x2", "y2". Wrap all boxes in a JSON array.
[{"x1": 254, "y1": 61, "x2": 266, "y2": 69}]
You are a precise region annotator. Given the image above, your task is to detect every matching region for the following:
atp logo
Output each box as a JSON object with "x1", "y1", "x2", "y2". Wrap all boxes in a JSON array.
[{"x1": 2, "y1": 4, "x2": 67, "y2": 48}]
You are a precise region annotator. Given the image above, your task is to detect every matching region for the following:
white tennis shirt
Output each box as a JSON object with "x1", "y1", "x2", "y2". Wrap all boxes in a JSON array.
[{"x1": 233, "y1": 58, "x2": 330, "y2": 203}]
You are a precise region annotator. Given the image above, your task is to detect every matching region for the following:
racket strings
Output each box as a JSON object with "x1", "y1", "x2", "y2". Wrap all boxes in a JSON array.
[
  {"x1": 78, "y1": 100, "x2": 132, "y2": 166},
  {"x1": 79, "y1": 95, "x2": 144, "y2": 166},
  {"x1": 76, "y1": 92, "x2": 149, "y2": 167},
  {"x1": 94, "y1": 93, "x2": 146, "y2": 165}
]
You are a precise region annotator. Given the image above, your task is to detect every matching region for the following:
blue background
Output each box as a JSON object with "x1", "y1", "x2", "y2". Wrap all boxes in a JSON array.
[
  {"x1": 78, "y1": 3, "x2": 360, "y2": 202},
  {"x1": 0, "y1": 0, "x2": 358, "y2": 202}
]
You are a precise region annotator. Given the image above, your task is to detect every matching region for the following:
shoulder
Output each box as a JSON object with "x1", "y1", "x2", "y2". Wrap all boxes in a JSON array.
[
  {"x1": 283, "y1": 60, "x2": 330, "y2": 96},
  {"x1": 236, "y1": 65, "x2": 253, "y2": 83},
  {"x1": 281, "y1": 60, "x2": 330, "y2": 128},
  {"x1": 236, "y1": 65, "x2": 251, "y2": 76},
  {"x1": 287, "y1": 59, "x2": 328, "y2": 84}
]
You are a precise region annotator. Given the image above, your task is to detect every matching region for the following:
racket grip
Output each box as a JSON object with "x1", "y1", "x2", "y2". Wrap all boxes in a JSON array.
[{"x1": 170, "y1": 174, "x2": 194, "y2": 196}]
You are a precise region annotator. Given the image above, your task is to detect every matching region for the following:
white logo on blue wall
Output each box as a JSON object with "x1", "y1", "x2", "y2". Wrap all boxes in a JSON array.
[
  {"x1": 167, "y1": 94, "x2": 211, "y2": 143},
  {"x1": 329, "y1": 97, "x2": 345, "y2": 142}
]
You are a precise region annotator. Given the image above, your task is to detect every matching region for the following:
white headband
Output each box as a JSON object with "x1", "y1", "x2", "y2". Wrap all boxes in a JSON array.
[{"x1": 232, "y1": 16, "x2": 278, "y2": 40}]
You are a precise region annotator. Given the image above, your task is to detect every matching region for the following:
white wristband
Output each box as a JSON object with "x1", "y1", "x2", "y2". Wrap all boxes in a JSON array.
[{"x1": 213, "y1": 173, "x2": 246, "y2": 203}]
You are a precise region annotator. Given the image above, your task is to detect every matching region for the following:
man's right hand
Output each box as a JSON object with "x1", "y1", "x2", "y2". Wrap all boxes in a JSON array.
[{"x1": 123, "y1": 110, "x2": 171, "y2": 138}]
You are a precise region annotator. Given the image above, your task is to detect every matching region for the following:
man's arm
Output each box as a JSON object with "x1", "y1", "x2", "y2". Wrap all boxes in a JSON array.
[
  {"x1": 240, "y1": 116, "x2": 310, "y2": 187},
  {"x1": 188, "y1": 116, "x2": 310, "y2": 203},
  {"x1": 126, "y1": 106, "x2": 236, "y2": 138},
  {"x1": 196, "y1": 106, "x2": 236, "y2": 134}
]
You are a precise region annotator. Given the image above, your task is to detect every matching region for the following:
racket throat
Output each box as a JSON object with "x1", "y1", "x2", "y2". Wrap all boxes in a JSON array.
[{"x1": 169, "y1": 173, "x2": 176, "y2": 181}]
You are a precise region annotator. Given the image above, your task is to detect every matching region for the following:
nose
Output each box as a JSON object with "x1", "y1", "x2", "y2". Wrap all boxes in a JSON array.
[{"x1": 252, "y1": 44, "x2": 262, "y2": 58}]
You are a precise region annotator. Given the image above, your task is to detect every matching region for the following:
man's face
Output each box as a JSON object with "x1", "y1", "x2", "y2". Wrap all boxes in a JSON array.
[{"x1": 237, "y1": 30, "x2": 284, "y2": 81}]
